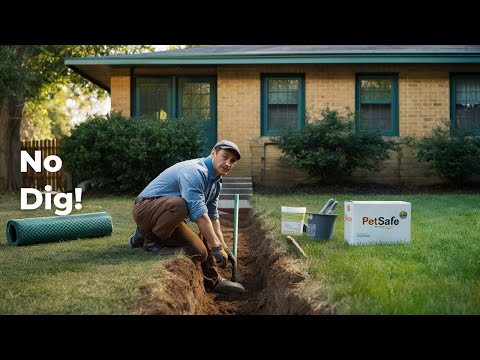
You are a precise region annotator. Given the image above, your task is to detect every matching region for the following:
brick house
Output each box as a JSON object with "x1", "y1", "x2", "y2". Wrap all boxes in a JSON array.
[{"x1": 65, "y1": 45, "x2": 480, "y2": 186}]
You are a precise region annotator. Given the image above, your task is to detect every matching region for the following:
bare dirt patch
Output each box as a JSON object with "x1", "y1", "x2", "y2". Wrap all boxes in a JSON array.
[{"x1": 136, "y1": 211, "x2": 333, "y2": 315}]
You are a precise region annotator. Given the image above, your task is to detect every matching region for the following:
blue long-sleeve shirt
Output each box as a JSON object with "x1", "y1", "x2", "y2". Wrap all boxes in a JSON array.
[{"x1": 138, "y1": 156, "x2": 222, "y2": 222}]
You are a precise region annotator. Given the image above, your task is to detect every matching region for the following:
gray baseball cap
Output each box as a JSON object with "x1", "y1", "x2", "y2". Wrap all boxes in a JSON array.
[{"x1": 213, "y1": 140, "x2": 241, "y2": 160}]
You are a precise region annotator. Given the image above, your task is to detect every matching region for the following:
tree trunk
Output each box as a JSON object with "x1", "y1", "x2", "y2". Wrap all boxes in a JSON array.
[
  {"x1": 0, "y1": 45, "x2": 33, "y2": 192},
  {"x1": 0, "y1": 98, "x2": 24, "y2": 192},
  {"x1": 0, "y1": 98, "x2": 11, "y2": 191}
]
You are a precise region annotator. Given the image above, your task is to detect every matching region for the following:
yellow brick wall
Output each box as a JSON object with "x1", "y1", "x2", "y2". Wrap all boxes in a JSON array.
[
  {"x1": 109, "y1": 63, "x2": 480, "y2": 186},
  {"x1": 217, "y1": 64, "x2": 326, "y2": 179},
  {"x1": 216, "y1": 63, "x2": 480, "y2": 186},
  {"x1": 110, "y1": 68, "x2": 131, "y2": 116}
]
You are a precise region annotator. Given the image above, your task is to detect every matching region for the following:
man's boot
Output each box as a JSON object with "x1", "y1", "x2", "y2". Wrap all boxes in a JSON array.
[
  {"x1": 128, "y1": 226, "x2": 146, "y2": 249},
  {"x1": 143, "y1": 231, "x2": 181, "y2": 256}
]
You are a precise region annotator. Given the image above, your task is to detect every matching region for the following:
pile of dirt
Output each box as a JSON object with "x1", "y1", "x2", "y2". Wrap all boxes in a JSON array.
[
  {"x1": 135, "y1": 211, "x2": 333, "y2": 315},
  {"x1": 136, "y1": 257, "x2": 219, "y2": 315}
]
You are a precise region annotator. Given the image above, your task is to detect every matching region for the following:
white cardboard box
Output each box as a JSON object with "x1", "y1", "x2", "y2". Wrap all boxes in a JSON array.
[{"x1": 344, "y1": 201, "x2": 411, "y2": 245}]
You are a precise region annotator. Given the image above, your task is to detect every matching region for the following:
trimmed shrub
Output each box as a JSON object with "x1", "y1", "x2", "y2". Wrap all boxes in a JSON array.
[
  {"x1": 276, "y1": 108, "x2": 394, "y2": 184},
  {"x1": 60, "y1": 112, "x2": 204, "y2": 193},
  {"x1": 409, "y1": 123, "x2": 480, "y2": 187}
]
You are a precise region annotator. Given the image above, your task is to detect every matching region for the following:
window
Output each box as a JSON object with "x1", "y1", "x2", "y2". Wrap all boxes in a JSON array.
[
  {"x1": 261, "y1": 74, "x2": 305, "y2": 136},
  {"x1": 356, "y1": 74, "x2": 399, "y2": 136},
  {"x1": 135, "y1": 78, "x2": 172, "y2": 120},
  {"x1": 134, "y1": 76, "x2": 217, "y2": 156},
  {"x1": 451, "y1": 74, "x2": 480, "y2": 134},
  {"x1": 181, "y1": 81, "x2": 211, "y2": 121}
]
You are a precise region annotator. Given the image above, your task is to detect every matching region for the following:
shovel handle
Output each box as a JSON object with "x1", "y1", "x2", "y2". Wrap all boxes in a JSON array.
[
  {"x1": 230, "y1": 256, "x2": 237, "y2": 282},
  {"x1": 326, "y1": 201, "x2": 339, "y2": 215},
  {"x1": 319, "y1": 198, "x2": 335, "y2": 214}
]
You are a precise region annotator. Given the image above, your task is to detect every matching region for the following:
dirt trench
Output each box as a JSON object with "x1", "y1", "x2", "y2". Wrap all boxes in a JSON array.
[{"x1": 136, "y1": 211, "x2": 334, "y2": 315}]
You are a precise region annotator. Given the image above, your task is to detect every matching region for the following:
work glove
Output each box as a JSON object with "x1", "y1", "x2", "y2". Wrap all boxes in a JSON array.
[
  {"x1": 212, "y1": 245, "x2": 228, "y2": 269},
  {"x1": 225, "y1": 248, "x2": 236, "y2": 263}
]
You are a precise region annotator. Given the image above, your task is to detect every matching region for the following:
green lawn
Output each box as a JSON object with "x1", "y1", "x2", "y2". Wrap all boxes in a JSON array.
[
  {"x1": 252, "y1": 192, "x2": 480, "y2": 314},
  {"x1": 2, "y1": 191, "x2": 479, "y2": 315},
  {"x1": 0, "y1": 193, "x2": 172, "y2": 314}
]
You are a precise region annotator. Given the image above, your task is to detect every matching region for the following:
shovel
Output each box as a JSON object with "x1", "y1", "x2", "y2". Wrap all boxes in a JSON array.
[{"x1": 231, "y1": 194, "x2": 239, "y2": 282}]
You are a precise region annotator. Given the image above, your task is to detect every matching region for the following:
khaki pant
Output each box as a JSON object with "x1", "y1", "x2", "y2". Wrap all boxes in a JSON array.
[{"x1": 133, "y1": 197, "x2": 220, "y2": 290}]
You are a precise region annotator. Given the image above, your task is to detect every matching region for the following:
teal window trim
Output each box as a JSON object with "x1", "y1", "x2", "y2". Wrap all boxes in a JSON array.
[
  {"x1": 355, "y1": 73, "x2": 399, "y2": 136},
  {"x1": 261, "y1": 73, "x2": 305, "y2": 137},
  {"x1": 133, "y1": 76, "x2": 174, "y2": 118},
  {"x1": 450, "y1": 72, "x2": 480, "y2": 136},
  {"x1": 177, "y1": 76, "x2": 217, "y2": 121},
  {"x1": 172, "y1": 76, "x2": 177, "y2": 118},
  {"x1": 450, "y1": 73, "x2": 455, "y2": 126},
  {"x1": 129, "y1": 67, "x2": 134, "y2": 117}
]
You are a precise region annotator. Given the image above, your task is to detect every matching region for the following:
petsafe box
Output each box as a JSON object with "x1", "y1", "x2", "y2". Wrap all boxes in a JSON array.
[{"x1": 344, "y1": 201, "x2": 411, "y2": 245}]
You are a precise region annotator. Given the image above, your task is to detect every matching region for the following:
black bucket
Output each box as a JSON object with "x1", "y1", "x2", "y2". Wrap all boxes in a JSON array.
[{"x1": 306, "y1": 213, "x2": 337, "y2": 240}]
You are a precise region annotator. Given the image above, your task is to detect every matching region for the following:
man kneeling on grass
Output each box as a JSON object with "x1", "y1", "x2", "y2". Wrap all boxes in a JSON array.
[{"x1": 128, "y1": 140, "x2": 245, "y2": 294}]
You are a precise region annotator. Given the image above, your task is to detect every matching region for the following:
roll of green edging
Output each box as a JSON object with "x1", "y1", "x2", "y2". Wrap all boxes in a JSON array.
[{"x1": 6, "y1": 212, "x2": 113, "y2": 246}]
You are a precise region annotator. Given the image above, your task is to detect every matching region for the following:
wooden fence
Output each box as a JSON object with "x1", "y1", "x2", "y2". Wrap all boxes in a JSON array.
[{"x1": 21, "y1": 139, "x2": 69, "y2": 192}]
